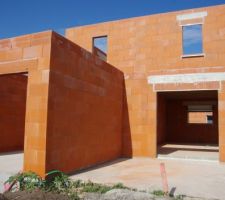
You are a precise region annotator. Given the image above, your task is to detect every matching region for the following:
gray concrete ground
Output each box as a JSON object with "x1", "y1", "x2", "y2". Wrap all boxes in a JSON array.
[
  {"x1": 0, "y1": 152, "x2": 23, "y2": 193},
  {"x1": 158, "y1": 144, "x2": 219, "y2": 161},
  {"x1": 0, "y1": 152, "x2": 225, "y2": 199},
  {"x1": 70, "y1": 158, "x2": 225, "y2": 200}
]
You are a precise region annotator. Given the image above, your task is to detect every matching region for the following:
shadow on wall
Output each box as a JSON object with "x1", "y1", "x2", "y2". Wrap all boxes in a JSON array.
[{"x1": 122, "y1": 79, "x2": 132, "y2": 158}]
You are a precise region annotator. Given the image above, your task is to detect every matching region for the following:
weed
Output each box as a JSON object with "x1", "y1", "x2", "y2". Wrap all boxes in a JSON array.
[
  {"x1": 5, "y1": 171, "x2": 187, "y2": 200},
  {"x1": 45, "y1": 171, "x2": 71, "y2": 193},
  {"x1": 81, "y1": 181, "x2": 111, "y2": 194},
  {"x1": 112, "y1": 182, "x2": 128, "y2": 189},
  {"x1": 152, "y1": 189, "x2": 165, "y2": 196},
  {"x1": 5, "y1": 172, "x2": 43, "y2": 191}
]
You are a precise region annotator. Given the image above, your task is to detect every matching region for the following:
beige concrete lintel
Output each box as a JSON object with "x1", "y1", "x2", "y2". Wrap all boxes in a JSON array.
[{"x1": 0, "y1": 58, "x2": 38, "y2": 75}]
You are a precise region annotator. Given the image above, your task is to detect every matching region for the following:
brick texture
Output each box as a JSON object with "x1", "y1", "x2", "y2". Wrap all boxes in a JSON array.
[
  {"x1": 0, "y1": 4, "x2": 225, "y2": 177},
  {"x1": 66, "y1": 4, "x2": 225, "y2": 160},
  {"x1": 45, "y1": 33, "x2": 124, "y2": 173},
  {"x1": 0, "y1": 31, "x2": 52, "y2": 177}
]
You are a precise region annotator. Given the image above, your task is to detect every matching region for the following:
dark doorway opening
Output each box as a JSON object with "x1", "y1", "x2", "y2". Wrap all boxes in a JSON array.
[
  {"x1": 0, "y1": 73, "x2": 28, "y2": 172},
  {"x1": 157, "y1": 90, "x2": 219, "y2": 160}
]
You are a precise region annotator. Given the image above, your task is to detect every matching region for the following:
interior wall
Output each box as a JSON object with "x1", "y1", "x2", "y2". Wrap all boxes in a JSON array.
[
  {"x1": 46, "y1": 33, "x2": 124, "y2": 173},
  {"x1": 218, "y1": 81, "x2": 225, "y2": 162},
  {"x1": 0, "y1": 74, "x2": 27, "y2": 152},
  {"x1": 157, "y1": 94, "x2": 167, "y2": 145},
  {"x1": 166, "y1": 100, "x2": 218, "y2": 144},
  {"x1": 157, "y1": 91, "x2": 218, "y2": 145}
]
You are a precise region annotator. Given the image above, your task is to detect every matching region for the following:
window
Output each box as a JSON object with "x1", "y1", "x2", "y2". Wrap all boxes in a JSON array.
[
  {"x1": 207, "y1": 115, "x2": 213, "y2": 124},
  {"x1": 182, "y1": 24, "x2": 203, "y2": 56},
  {"x1": 187, "y1": 105, "x2": 213, "y2": 124},
  {"x1": 93, "y1": 36, "x2": 107, "y2": 61}
]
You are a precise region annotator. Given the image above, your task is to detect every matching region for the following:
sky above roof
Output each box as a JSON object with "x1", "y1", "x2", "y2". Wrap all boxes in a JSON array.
[{"x1": 0, "y1": 0, "x2": 225, "y2": 39}]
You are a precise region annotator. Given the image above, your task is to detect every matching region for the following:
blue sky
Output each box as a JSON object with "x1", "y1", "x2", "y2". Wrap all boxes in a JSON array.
[
  {"x1": 0, "y1": 0, "x2": 225, "y2": 39},
  {"x1": 183, "y1": 25, "x2": 203, "y2": 55}
]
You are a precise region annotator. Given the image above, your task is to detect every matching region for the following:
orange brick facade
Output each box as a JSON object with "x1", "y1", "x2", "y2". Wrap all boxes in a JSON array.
[
  {"x1": 66, "y1": 4, "x2": 225, "y2": 159},
  {"x1": 0, "y1": 4, "x2": 224, "y2": 176}
]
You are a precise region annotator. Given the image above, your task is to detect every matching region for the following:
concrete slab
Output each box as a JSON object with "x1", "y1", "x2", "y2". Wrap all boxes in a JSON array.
[
  {"x1": 0, "y1": 151, "x2": 23, "y2": 193},
  {"x1": 70, "y1": 158, "x2": 225, "y2": 199},
  {"x1": 158, "y1": 144, "x2": 219, "y2": 161}
]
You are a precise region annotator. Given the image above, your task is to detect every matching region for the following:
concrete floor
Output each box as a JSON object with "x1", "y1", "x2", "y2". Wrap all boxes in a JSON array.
[
  {"x1": 0, "y1": 151, "x2": 23, "y2": 193},
  {"x1": 70, "y1": 158, "x2": 225, "y2": 199},
  {"x1": 0, "y1": 151, "x2": 225, "y2": 199},
  {"x1": 158, "y1": 144, "x2": 219, "y2": 161}
]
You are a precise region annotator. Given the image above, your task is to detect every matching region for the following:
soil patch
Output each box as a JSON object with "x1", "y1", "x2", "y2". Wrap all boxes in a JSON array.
[{"x1": 2, "y1": 190, "x2": 70, "y2": 200}]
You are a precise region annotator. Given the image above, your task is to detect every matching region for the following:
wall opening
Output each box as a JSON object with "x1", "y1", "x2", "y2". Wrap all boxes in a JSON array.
[
  {"x1": 92, "y1": 36, "x2": 108, "y2": 61},
  {"x1": 157, "y1": 90, "x2": 218, "y2": 161},
  {"x1": 182, "y1": 24, "x2": 203, "y2": 56},
  {"x1": 0, "y1": 73, "x2": 28, "y2": 173}
]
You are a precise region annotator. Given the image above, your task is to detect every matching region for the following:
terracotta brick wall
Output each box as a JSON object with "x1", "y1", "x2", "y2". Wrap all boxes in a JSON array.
[
  {"x1": 66, "y1": 4, "x2": 225, "y2": 158},
  {"x1": 219, "y1": 82, "x2": 225, "y2": 161},
  {"x1": 0, "y1": 31, "x2": 52, "y2": 176},
  {"x1": 0, "y1": 74, "x2": 27, "y2": 152},
  {"x1": 188, "y1": 112, "x2": 213, "y2": 124},
  {"x1": 45, "y1": 33, "x2": 124, "y2": 173},
  {"x1": 166, "y1": 100, "x2": 218, "y2": 144}
]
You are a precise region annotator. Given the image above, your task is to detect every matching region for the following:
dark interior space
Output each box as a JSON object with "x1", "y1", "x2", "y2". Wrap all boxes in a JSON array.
[
  {"x1": 0, "y1": 73, "x2": 27, "y2": 153},
  {"x1": 157, "y1": 90, "x2": 219, "y2": 159}
]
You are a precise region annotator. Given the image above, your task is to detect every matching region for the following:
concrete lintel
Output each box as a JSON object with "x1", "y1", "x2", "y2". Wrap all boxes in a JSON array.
[
  {"x1": 176, "y1": 11, "x2": 208, "y2": 21},
  {"x1": 148, "y1": 72, "x2": 225, "y2": 84}
]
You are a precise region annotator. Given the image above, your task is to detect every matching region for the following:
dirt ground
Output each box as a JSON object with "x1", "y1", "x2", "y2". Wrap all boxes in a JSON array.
[
  {"x1": 0, "y1": 190, "x2": 215, "y2": 200},
  {"x1": 0, "y1": 191, "x2": 70, "y2": 200}
]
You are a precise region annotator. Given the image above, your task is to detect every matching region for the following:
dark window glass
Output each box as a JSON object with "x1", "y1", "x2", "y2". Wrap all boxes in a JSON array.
[{"x1": 183, "y1": 25, "x2": 203, "y2": 55}]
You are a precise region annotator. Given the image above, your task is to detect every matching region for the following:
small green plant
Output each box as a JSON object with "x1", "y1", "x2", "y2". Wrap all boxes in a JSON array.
[
  {"x1": 72, "y1": 179, "x2": 83, "y2": 188},
  {"x1": 6, "y1": 171, "x2": 162, "y2": 200},
  {"x1": 5, "y1": 172, "x2": 43, "y2": 191},
  {"x1": 81, "y1": 181, "x2": 111, "y2": 194},
  {"x1": 112, "y1": 182, "x2": 128, "y2": 189},
  {"x1": 45, "y1": 170, "x2": 72, "y2": 193},
  {"x1": 5, "y1": 171, "x2": 79, "y2": 199},
  {"x1": 152, "y1": 189, "x2": 165, "y2": 196}
]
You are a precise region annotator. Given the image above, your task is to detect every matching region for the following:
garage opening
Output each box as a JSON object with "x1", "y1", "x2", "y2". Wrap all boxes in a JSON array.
[
  {"x1": 157, "y1": 90, "x2": 219, "y2": 161},
  {"x1": 0, "y1": 73, "x2": 28, "y2": 173}
]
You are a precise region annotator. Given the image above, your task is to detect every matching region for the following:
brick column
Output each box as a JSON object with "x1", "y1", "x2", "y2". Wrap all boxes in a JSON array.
[
  {"x1": 147, "y1": 85, "x2": 157, "y2": 158},
  {"x1": 22, "y1": 33, "x2": 52, "y2": 177},
  {"x1": 23, "y1": 69, "x2": 50, "y2": 177},
  {"x1": 219, "y1": 81, "x2": 225, "y2": 162}
]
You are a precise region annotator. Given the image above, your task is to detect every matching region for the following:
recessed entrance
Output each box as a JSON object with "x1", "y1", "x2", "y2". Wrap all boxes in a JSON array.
[
  {"x1": 157, "y1": 90, "x2": 219, "y2": 161},
  {"x1": 0, "y1": 73, "x2": 28, "y2": 173}
]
